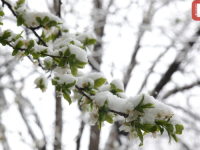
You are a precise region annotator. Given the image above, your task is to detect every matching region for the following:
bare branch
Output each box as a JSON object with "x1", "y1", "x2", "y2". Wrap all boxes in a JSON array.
[{"x1": 162, "y1": 81, "x2": 200, "y2": 99}]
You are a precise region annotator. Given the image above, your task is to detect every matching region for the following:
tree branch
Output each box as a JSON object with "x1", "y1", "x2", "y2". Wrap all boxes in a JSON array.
[
  {"x1": 1, "y1": 0, "x2": 47, "y2": 47},
  {"x1": 162, "y1": 81, "x2": 200, "y2": 99},
  {"x1": 75, "y1": 85, "x2": 128, "y2": 118}
]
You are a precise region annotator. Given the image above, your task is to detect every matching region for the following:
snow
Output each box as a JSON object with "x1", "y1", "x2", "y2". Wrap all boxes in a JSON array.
[
  {"x1": 53, "y1": 37, "x2": 83, "y2": 49},
  {"x1": 77, "y1": 72, "x2": 105, "y2": 87},
  {"x1": 54, "y1": 73, "x2": 76, "y2": 86},
  {"x1": 34, "y1": 75, "x2": 48, "y2": 92},
  {"x1": 111, "y1": 79, "x2": 124, "y2": 91},
  {"x1": 68, "y1": 45, "x2": 88, "y2": 62},
  {"x1": 16, "y1": 6, "x2": 62, "y2": 28}
]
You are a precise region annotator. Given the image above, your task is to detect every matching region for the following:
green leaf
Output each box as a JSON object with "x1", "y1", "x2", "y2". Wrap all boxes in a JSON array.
[
  {"x1": 36, "y1": 17, "x2": 42, "y2": 24},
  {"x1": 136, "y1": 94, "x2": 145, "y2": 108},
  {"x1": 15, "y1": 40, "x2": 24, "y2": 49},
  {"x1": 54, "y1": 77, "x2": 60, "y2": 80},
  {"x1": 15, "y1": 0, "x2": 25, "y2": 9},
  {"x1": 52, "y1": 79, "x2": 57, "y2": 85},
  {"x1": 166, "y1": 123, "x2": 174, "y2": 133},
  {"x1": 68, "y1": 54, "x2": 76, "y2": 62},
  {"x1": 16, "y1": 0, "x2": 25, "y2": 6},
  {"x1": 56, "y1": 85, "x2": 61, "y2": 91},
  {"x1": 137, "y1": 128, "x2": 143, "y2": 146},
  {"x1": 94, "y1": 77, "x2": 106, "y2": 88},
  {"x1": 59, "y1": 51, "x2": 63, "y2": 57},
  {"x1": 139, "y1": 124, "x2": 157, "y2": 133},
  {"x1": 172, "y1": 134, "x2": 178, "y2": 142},
  {"x1": 70, "y1": 41, "x2": 74, "y2": 44},
  {"x1": 43, "y1": 16, "x2": 50, "y2": 23},
  {"x1": 65, "y1": 80, "x2": 76, "y2": 88},
  {"x1": 155, "y1": 120, "x2": 167, "y2": 126},
  {"x1": 0, "y1": 11, "x2": 4, "y2": 16},
  {"x1": 74, "y1": 60, "x2": 87, "y2": 68},
  {"x1": 17, "y1": 15, "x2": 25, "y2": 26},
  {"x1": 175, "y1": 124, "x2": 184, "y2": 135},
  {"x1": 84, "y1": 37, "x2": 97, "y2": 45},
  {"x1": 115, "y1": 88, "x2": 124, "y2": 92},
  {"x1": 1, "y1": 30, "x2": 11, "y2": 40},
  {"x1": 14, "y1": 31, "x2": 23, "y2": 41},
  {"x1": 105, "y1": 113, "x2": 113, "y2": 124},
  {"x1": 141, "y1": 103, "x2": 154, "y2": 109},
  {"x1": 158, "y1": 125, "x2": 164, "y2": 135},
  {"x1": 47, "y1": 20, "x2": 57, "y2": 27},
  {"x1": 64, "y1": 48, "x2": 70, "y2": 57},
  {"x1": 28, "y1": 40, "x2": 34, "y2": 49},
  {"x1": 58, "y1": 58, "x2": 67, "y2": 67},
  {"x1": 12, "y1": 49, "x2": 19, "y2": 56},
  {"x1": 63, "y1": 91, "x2": 72, "y2": 105},
  {"x1": 110, "y1": 83, "x2": 116, "y2": 89},
  {"x1": 70, "y1": 62, "x2": 77, "y2": 76}
]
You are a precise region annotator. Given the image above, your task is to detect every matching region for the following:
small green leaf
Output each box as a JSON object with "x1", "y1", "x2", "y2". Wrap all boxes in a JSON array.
[
  {"x1": 115, "y1": 88, "x2": 124, "y2": 92},
  {"x1": 94, "y1": 77, "x2": 106, "y2": 88},
  {"x1": 58, "y1": 58, "x2": 67, "y2": 67},
  {"x1": 64, "y1": 48, "x2": 70, "y2": 57},
  {"x1": 139, "y1": 124, "x2": 157, "y2": 133},
  {"x1": 47, "y1": 20, "x2": 57, "y2": 27},
  {"x1": 54, "y1": 77, "x2": 60, "y2": 80},
  {"x1": 137, "y1": 128, "x2": 143, "y2": 146},
  {"x1": 172, "y1": 134, "x2": 178, "y2": 142},
  {"x1": 68, "y1": 54, "x2": 76, "y2": 62},
  {"x1": 166, "y1": 123, "x2": 174, "y2": 133},
  {"x1": 141, "y1": 103, "x2": 154, "y2": 109},
  {"x1": 0, "y1": 11, "x2": 4, "y2": 16},
  {"x1": 1, "y1": 30, "x2": 11, "y2": 40},
  {"x1": 56, "y1": 85, "x2": 61, "y2": 91},
  {"x1": 70, "y1": 62, "x2": 78, "y2": 76},
  {"x1": 28, "y1": 40, "x2": 34, "y2": 49},
  {"x1": 52, "y1": 79, "x2": 57, "y2": 85},
  {"x1": 74, "y1": 60, "x2": 87, "y2": 68},
  {"x1": 43, "y1": 16, "x2": 50, "y2": 23},
  {"x1": 110, "y1": 83, "x2": 116, "y2": 89},
  {"x1": 175, "y1": 124, "x2": 184, "y2": 135},
  {"x1": 136, "y1": 94, "x2": 145, "y2": 108},
  {"x1": 15, "y1": 40, "x2": 24, "y2": 49},
  {"x1": 63, "y1": 91, "x2": 72, "y2": 105},
  {"x1": 155, "y1": 120, "x2": 167, "y2": 126},
  {"x1": 36, "y1": 17, "x2": 42, "y2": 24},
  {"x1": 12, "y1": 49, "x2": 19, "y2": 56},
  {"x1": 84, "y1": 37, "x2": 97, "y2": 45},
  {"x1": 65, "y1": 80, "x2": 76, "y2": 88},
  {"x1": 17, "y1": 15, "x2": 25, "y2": 26},
  {"x1": 105, "y1": 113, "x2": 113, "y2": 124},
  {"x1": 70, "y1": 41, "x2": 74, "y2": 44},
  {"x1": 59, "y1": 51, "x2": 63, "y2": 57}
]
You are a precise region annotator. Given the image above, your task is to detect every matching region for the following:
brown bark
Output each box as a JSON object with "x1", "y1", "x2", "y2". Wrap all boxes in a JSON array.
[
  {"x1": 54, "y1": 91, "x2": 63, "y2": 150},
  {"x1": 89, "y1": 125, "x2": 101, "y2": 150}
]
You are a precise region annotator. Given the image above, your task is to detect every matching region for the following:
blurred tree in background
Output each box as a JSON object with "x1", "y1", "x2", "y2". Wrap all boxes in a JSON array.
[{"x1": 0, "y1": 0, "x2": 199, "y2": 150}]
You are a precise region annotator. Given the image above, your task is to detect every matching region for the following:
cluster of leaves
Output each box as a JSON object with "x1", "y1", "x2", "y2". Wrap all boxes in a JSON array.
[
  {"x1": 81, "y1": 37, "x2": 97, "y2": 50},
  {"x1": 98, "y1": 100, "x2": 114, "y2": 130},
  {"x1": 155, "y1": 119, "x2": 184, "y2": 143},
  {"x1": 41, "y1": 30, "x2": 57, "y2": 43},
  {"x1": 0, "y1": 6, "x2": 4, "y2": 25},
  {"x1": 0, "y1": 30, "x2": 22, "y2": 46},
  {"x1": 110, "y1": 83, "x2": 124, "y2": 96},
  {"x1": 52, "y1": 77, "x2": 76, "y2": 104},
  {"x1": 35, "y1": 16, "x2": 62, "y2": 30},
  {"x1": 134, "y1": 95, "x2": 154, "y2": 113},
  {"x1": 54, "y1": 47, "x2": 88, "y2": 76}
]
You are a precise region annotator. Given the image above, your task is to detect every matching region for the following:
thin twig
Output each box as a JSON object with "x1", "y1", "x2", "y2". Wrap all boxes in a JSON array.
[{"x1": 75, "y1": 85, "x2": 128, "y2": 118}]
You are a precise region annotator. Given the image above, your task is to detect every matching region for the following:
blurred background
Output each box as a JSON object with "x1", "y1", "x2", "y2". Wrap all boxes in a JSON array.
[{"x1": 0, "y1": 0, "x2": 200, "y2": 150}]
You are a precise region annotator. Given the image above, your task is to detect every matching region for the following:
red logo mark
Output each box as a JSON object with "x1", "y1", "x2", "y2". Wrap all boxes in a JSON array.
[{"x1": 192, "y1": 0, "x2": 200, "y2": 21}]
